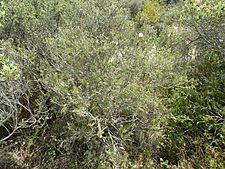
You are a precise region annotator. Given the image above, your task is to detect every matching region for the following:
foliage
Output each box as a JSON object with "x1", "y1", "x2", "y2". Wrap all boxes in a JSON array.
[
  {"x1": 0, "y1": 0, "x2": 224, "y2": 168},
  {"x1": 136, "y1": 0, "x2": 166, "y2": 25},
  {"x1": 159, "y1": 0, "x2": 225, "y2": 168},
  {"x1": 0, "y1": 53, "x2": 20, "y2": 81},
  {"x1": 0, "y1": 0, "x2": 173, "y2": 168}
]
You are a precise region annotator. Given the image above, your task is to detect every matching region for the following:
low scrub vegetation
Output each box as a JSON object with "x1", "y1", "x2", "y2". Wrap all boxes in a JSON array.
[{"x1": 0, "y1": 0, "x2": 224, "y2": 168}]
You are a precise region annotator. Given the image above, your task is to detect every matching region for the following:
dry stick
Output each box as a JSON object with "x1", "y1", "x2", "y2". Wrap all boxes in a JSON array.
[{"x1": 0, "y1": 126, "x2": 20, "y2": 143}]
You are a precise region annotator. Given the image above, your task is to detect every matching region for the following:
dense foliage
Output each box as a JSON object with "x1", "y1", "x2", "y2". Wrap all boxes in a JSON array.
[{"x1": 0, "y1": 0, "x2": 224, "y2": 168}]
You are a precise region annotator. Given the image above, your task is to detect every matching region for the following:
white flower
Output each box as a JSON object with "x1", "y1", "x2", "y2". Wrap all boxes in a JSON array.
[{"x1": 138, "y1": 32, "x2": 143, "y2": 38}]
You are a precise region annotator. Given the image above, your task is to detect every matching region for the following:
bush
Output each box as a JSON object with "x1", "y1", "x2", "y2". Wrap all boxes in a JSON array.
[
  {"x1": 0, "y1": 0, "x2": 176, "y2": 168},
  {"x1": 1, "y1": 0, "x2": 224, "y2": 168},
  {"x1": 159, "y1": 0, "x2": 225, "y2": 168}
]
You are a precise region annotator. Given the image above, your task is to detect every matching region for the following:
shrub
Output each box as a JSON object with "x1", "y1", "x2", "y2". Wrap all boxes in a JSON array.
[
  {"x1": 159, "y1": 0, "x2": 225, "y2": 168},
  {"x1": 135, "y1": 0, "x2": 166, "y2": 25},
  {"x1": 0, "y1": 0, "x2": 176, "y2": 168}
]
